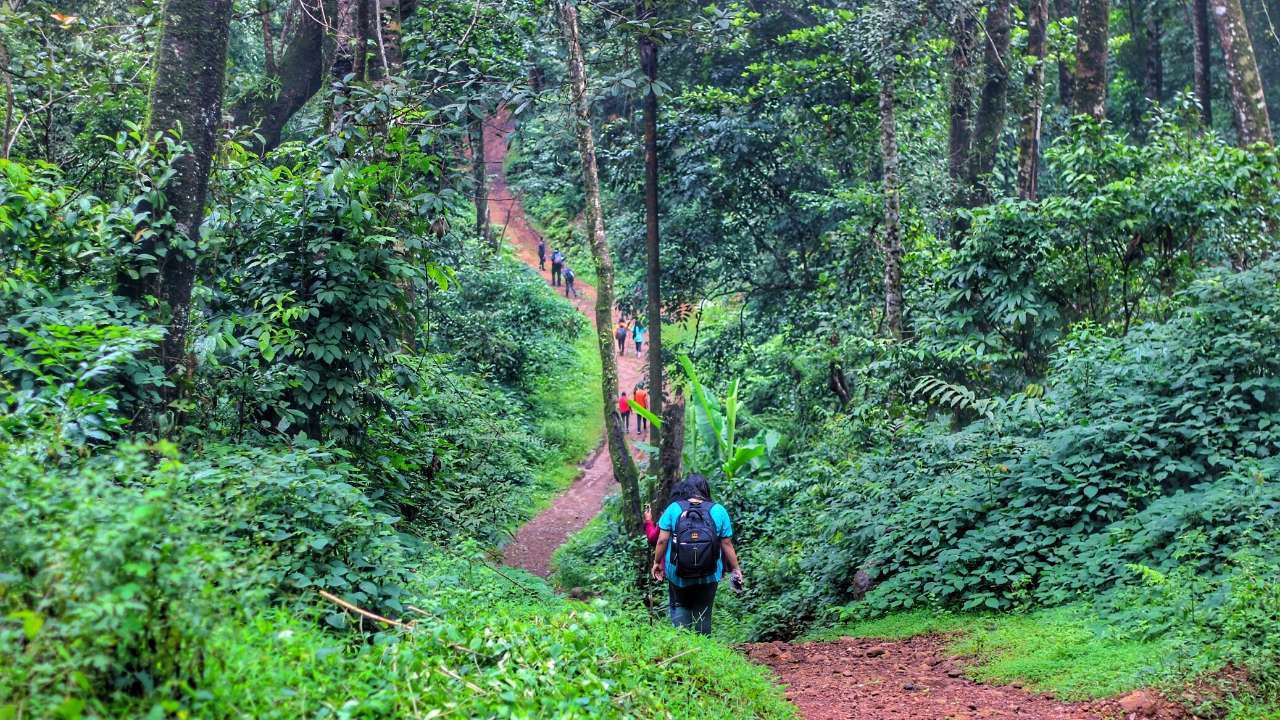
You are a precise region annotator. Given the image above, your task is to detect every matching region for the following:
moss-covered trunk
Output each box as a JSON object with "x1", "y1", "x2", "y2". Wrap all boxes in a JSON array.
[
  {"x1": 559, "y1": 0, "x2": 644, "y2": 536},
  {"x1": 879, "y1": 61, "x2": 904, "y2": 339},
  {"x1": 1074, "y1": 0, "x2": 1109, "y2": 119},
  {"x1": 1017, "y1": 0, "x2": 1048, "y2": 200},
  {"x1": 968, "y1": 0, "x2": 1012, "y2": 201},
  {"x1": 1209, "y1": 0, "x2": 1273, "y2": 145}
]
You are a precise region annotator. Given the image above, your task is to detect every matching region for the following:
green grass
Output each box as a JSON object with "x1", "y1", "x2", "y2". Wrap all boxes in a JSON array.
[
  {"x1": 519, "y1": 311, "x2": 604, "y2": 523},
  {"x1": 189, "y1": 552, "x2": 796, "y2": 720},
  {"x1": 811, "y1": 606, "x2": 1169, "y2": 700}
]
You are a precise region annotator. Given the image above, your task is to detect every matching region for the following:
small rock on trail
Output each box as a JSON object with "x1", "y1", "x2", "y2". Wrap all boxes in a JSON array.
[{"x1": 742, "y1": 636, "x2": 1127, "y2": 720}]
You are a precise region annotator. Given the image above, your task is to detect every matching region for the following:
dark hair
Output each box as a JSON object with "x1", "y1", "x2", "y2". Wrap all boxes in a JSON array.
[{"x1": 671, "y1": 473, "x2": 713, "y2": 503}]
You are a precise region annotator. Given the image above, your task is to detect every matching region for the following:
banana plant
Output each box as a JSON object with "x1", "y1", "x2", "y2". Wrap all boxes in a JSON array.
[{"x1": 630, "y1": 355, "x2": 778, "y2": 481}]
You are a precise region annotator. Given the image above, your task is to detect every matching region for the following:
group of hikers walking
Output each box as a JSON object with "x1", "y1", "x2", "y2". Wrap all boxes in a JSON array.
[
  {"x1": 537, "y1": 237, "x2": 577, "y2": 299},
  {"x1": 614, "y1": 319, "x2": 646, "y2": 357},
  {"x1": 535, "y1": 236, "x2": 740, "y2": 637}
]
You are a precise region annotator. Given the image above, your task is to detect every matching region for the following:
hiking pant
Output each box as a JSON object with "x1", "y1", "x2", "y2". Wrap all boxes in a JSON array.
[
  {"x1": 539, "y1": 253, "x2": 546, "y2": 270},
  {"x1": 551, "y1": 265, "x2": 562, "y2": 286},
  {"x1": 616, "y1": 335, "x2": 626, "y2": 355},
  {"x1": 635, "y1": 340, "x2": 643, "y2": 354},
  {"x1": 621, "y1": 410, "x2": 631, "y2": 431},
  {"x1": 565, "y1": 280, "x2": 577, "y2": 298},
  {"x1": 637, "y1": 413, "x2": 648, "y2": 433},
  {"x1": 668, "y1": 582, "x2": 717, "y2": 635}
]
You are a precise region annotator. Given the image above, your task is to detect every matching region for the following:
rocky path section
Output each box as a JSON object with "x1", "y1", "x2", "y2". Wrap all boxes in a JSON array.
[
  {"x1": 744, "y1": 636, "x2": 1142, "y2": 720},
  {"x1": 486, "y1": 113, "x2": 646, "y2": 578}
]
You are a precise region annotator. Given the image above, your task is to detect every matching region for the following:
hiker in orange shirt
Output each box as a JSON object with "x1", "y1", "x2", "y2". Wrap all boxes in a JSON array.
[{"x1": 633, "y1": 385, "x2": 650, "y2": 434}]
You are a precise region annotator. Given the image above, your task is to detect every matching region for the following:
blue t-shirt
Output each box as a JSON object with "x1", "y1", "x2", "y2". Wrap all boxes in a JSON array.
[{"x1": 658, "y1": 500, "x2": 732, "y2": 587}]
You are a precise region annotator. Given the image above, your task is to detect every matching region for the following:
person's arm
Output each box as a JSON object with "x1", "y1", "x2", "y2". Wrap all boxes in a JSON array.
[
  {"x1": 651, "y1": 530, "x2": 671, "y2": 581},
  {"x1": 721, "y1": 537, "x2": 743, "y2": 584},
  {"x1": 643, "y1": 505, "x2": 659, "y2": 545}
]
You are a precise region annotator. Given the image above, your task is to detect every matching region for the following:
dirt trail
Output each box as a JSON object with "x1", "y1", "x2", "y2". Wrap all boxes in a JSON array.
[
  {"x1": 743, "y1": 637, "x2": 1135, "y2": 720},
  {"x1": 487, "y1": 113, "x2": 647, "y2": 578},
  {"x1": 485, "y1": 113, "x2": 1135, "y2": 720}
]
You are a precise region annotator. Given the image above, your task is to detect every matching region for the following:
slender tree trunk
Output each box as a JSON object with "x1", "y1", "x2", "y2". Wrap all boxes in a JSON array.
[
  {"x1": 638, "y1": 1, "x2": 664, "y2": 451},
  {"x1": 559, "y1": 0, "x2": 644, "y2": 536},
  {"x1": 1054, "y1": 0, "x2": 1076, "y2": 109},
  {"x1": 1209, "y1": 0, "x2": 1273, "y2": 145},
  {"x1": 879, "y1": 62, "x2": 904, "y2": 339},
  {"x1": 354, "y1": 0, "x2": 371, "y2": 82},
  {"x1": 135, "y1": 0, "x2": 233, "y2": 400},
  {"x1": 969, "y1": 0, "x2": 1012, "y2": 201},
  {"x1": 654, "y1": 398, "x2": 686, "y2": 511},
  {"x1": 0, "y1": 22, "x2": 13, "y2": 160},
  {"x1": 1144, "y1": 0, "x2": 1164, "y2": 104},
  {"x1": 372, "y1": 0, "x2": 391, "y2": 79},
  {"x1": 231, "y1": 0, "x2": 337, "y2": 153},
  {"x1": 947, "y1": 12, "x2": 978, "y2": 186},
  {"x1": 1190, "y1": 0, "x2": 1212, "y2": 124},
  {"x1": 259, "y1": 0, "x2": 277, "y2": 77},
  {"x1": 470, "y1": 118, "x2": 492, "y2": 248},
  {"x1": 1018, "y1": 0, "x2": 1048, "y2": 200},
  {"x1": 1074, "y1": 0, "x2": 1109, "y2": 119}
]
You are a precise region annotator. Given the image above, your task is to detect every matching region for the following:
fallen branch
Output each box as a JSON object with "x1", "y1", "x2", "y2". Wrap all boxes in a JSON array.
[
  {"x1": 435, "y1": 664, "x2": 488, "y2": 695},
  {"x1": 318, "y1": 590, "x2": 413, "y2": 630},
  {"x1": 657, "y1": 648, "x2": 696, "y2": 666}
]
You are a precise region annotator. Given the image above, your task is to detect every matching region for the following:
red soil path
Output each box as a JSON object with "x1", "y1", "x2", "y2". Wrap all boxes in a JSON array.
[
  {"x1": 487, "y1": 114, "x2": 647, "y2": 578},
  {"x1": 743, "y1": 636, "x2": 1135, "y2": 720},
  {"x1": 486, "y1": 112, "x2": 1145, "y2": 720}
]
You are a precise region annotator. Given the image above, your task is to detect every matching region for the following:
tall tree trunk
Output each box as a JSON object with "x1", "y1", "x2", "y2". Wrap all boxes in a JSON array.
[
  {"x1": 1190, "y1": 0, "x2": 1212, "y2": 124},
  {"x1": 1018, "y1": 0, "x2": 1048, "y2": 200},
  {"x1": 654, "y1": 398, "x2": 686, "y2": 511},
  {"x1": 559, "y1": 0, "x2": 644, "y2": 537},
  {"x1": 1074, "y1": 0, "x2": 1109, "y2": 119},
  {"x1": 354, "y1": 0, "x2": 371, "y2": 82},
  {"x1": 968, "y1": 0, "x2": 1013, "y2": 201},
  {"x1": 133, "y1": 0, "x2": 233, "y2": 401},
  {"x1": 259, "y1": 0, "x2": 277, "y2": 77},
  {"x1": 1143, "y1": 0, "x2": 1164, "y2": 104},
  {"x1": 1209, "y1": 0, "x2": 1273, "y2": 145},
  {"x1": 230, "y1": 0, "x2": 337, "y2": 153},
  {"x1": 1053, "y1": 0, "x2": 1076, "y2": 109},
  {"x1": 947, "y1": 11, "x2": 978, "y2": 186},
  {"x1": 879, "y1": 62, "x2": 904, "y2": 339},
  {"x1": 470, "y1": 118, "x2": 492, "y2": 248},
  {"x1": 638, "y1": 1, "x2": 664, "y2": 451}
]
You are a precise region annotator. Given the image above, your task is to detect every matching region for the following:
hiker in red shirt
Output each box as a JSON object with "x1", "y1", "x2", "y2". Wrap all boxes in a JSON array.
[{"x1": 618, "y1": 391, "x2": 632, "y2": 432}]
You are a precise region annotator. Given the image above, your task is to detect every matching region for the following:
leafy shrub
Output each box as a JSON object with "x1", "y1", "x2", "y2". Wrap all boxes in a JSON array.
[
  {"x1": 706, "y1": 262, "x2": 1280, "y2": 637},
  {"x1": 0, "y1": 442, "x2": 235, "y2": 716},
  {"x1": 180, "y1": 445, "x2": 415, "y2": 620}
]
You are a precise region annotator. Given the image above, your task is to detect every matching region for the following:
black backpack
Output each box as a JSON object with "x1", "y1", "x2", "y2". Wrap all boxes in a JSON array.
[{"x1": 672, "y1": 499, "x2": 721, "y2": 578}]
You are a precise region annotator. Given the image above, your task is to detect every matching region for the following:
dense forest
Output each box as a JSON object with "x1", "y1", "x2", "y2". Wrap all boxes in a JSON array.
[{"x1": 2, "y1": 0, "x2": 1279, "y2": 717}]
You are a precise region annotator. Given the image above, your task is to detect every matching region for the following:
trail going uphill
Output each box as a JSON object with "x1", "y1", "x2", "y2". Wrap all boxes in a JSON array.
[{"x1": 487, "y1": 113, "x2": 647, "y2": 578}]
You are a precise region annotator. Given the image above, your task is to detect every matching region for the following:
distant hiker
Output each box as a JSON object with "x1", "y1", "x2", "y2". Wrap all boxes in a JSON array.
[
  {"x1": 618, "y1": 391, "x2": 632, "y2": 432},
  {"x1": 550, "y1": 249, "x2": 564, "y2": 286},
  {"x1": 633, "y1": 323, "x2": 646, "y2": 355},
  {"x1": 633, "y1": 386, "x2": 650, "y2": 434},
  {"x1": 615, "y1": 321, "x2": 628, "y2": 356},
  {"x1": 564, "y1": 265, "x2": 578, "y2": 298},
  {"x1": 537, "y1": 237, "x2": 547, "y2": 270},
  {"x1": 650, "y1": 474, "x2": 743, "y2": 635}
]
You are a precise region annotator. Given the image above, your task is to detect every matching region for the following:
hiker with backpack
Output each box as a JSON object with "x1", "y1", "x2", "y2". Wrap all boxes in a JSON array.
[
  {"x1": 537, "y1": 237, "x2": 547, "y2": 271},
  {"x1": 615, "y1": 321, "x2": 629, "y2": 357},
  {"x1": 564, "y1": 265, "x2": 578, "y2": 298},
  {"x1": 650, "y1": 474, "x2": 743, "y2": 635},
  {"x1": 550, "y1": 249, "x2": 564, "y2": 286},
  {"x1": 633, "y1": 323, "x2": 646, "y2": 355}
]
